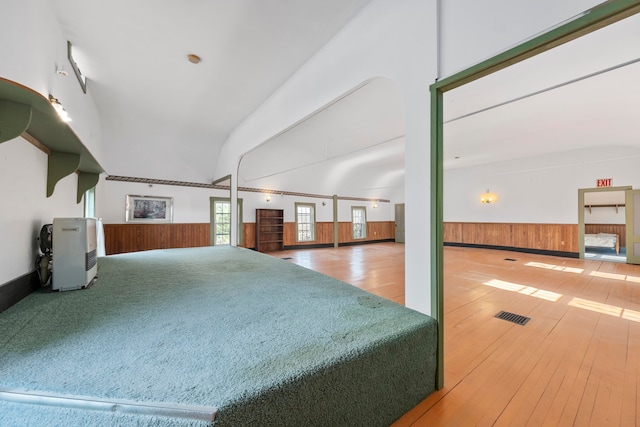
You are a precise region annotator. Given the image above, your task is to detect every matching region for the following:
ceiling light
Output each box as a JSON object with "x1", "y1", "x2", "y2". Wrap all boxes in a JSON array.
[
  {"x1": 187, "y1": 54, "x2": 201, "y2": 64},
  {"x1": 49, "y1": 95, "x2": 72, "y2": 122}
]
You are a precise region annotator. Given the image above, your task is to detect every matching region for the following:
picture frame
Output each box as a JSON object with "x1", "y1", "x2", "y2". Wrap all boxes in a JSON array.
[{"x1": 125, "y1": 195, "x2": 173, "y2": 223}]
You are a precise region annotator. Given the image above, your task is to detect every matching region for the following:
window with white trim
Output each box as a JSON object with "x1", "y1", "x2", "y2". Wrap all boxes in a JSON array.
[
  {"x1": 352, "y1": 206, "x2": 367, "y2": 239},
  {"x1": 214, "y1": 200, "x2": 231, "y2": 245},
  {"x1": 296, "y1": 203, "x2": 315, "y2": 242}
]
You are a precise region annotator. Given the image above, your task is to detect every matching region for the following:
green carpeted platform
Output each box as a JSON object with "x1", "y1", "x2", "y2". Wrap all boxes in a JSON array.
[{"x1": 0, "y1": 246, "x2": 437, "y2": 426}]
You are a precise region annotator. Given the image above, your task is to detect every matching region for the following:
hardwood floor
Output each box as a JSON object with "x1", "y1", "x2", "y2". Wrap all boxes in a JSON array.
[{"x1": 276, "y1": 243, "x2": 640, "y2": 426}]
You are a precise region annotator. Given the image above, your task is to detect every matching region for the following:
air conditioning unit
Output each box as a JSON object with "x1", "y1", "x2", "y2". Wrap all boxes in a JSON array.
[{"x1": 52, "y1": 218, "x2": 98, "y2": 291}]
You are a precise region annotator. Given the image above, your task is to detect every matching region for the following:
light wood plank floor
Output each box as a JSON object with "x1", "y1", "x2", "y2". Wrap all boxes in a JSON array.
[{"x1": 276, "y1": 243, "x2": 640, "y2": 426}]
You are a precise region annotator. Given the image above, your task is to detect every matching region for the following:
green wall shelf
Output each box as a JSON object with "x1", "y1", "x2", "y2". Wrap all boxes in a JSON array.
[{"x1": 0, "y1": 77, "x2": 104, "y2": 203}]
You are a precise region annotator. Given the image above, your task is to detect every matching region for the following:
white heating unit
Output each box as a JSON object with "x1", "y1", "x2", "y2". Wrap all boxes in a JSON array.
[{"x1": 52, "y1": 217, "x2": 98, "y2": 291}]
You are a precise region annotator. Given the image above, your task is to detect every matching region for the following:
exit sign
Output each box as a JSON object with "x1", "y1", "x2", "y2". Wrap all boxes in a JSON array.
[{"x1": 597, "y1": 178, "x2": 612, "y2": 187}]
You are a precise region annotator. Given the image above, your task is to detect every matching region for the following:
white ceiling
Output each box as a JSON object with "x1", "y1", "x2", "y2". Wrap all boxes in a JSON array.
[
  {"x1": 238, "y1": 78, "x2": 404, "y2": 199},
  {"x1": 444, "y1": 12, "x2": 640, "y2": 170},
  {"x1": 50, "y1": 0, "x2": 373, "y2": 182},
  {"x1": 241, "y1": 12, "x2": 640, "y2": 200},
  {"x1": 50, "y1": 3, "x2": 640, "y2": 199}
]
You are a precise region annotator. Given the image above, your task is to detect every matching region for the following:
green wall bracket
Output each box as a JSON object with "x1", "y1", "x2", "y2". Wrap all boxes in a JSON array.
[
  {"x1": 1, "y1": 77, "x2": 105, "y2": 201},
  {"x1": 0, "y1": 100, "x2": 32, "y2": 143},
  {"x1": 47, "y1": 151, "x2": 81, "y2": 198},
  {"x1": 77, "y1": 171, "x2": 100, "y2": 204}
]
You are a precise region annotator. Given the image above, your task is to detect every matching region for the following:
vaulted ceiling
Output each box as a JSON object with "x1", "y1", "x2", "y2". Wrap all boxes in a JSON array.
[
  {"x1": 51, "y1": 0, "x2": 373, "y2": 183},
  {"x1": 50, "y1": 2, "x2": 639, "y2": 201}
]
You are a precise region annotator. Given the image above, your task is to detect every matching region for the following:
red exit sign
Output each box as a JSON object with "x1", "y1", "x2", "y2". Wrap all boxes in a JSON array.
[{"x1": 597, "y1": 178, "x2": 612, "y2": 187}]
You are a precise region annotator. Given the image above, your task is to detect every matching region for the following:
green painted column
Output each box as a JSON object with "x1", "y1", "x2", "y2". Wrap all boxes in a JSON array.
[{"x1": 333, "y1": 195, "x2": 339, "y2": 248}]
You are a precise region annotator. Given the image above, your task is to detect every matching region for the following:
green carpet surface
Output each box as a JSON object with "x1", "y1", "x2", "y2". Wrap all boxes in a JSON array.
[{"x1": 0, "y1": 246, "x2": 437, "y2": 426}]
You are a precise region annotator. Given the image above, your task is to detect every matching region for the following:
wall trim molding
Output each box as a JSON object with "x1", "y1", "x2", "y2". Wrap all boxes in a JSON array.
[{"x1": 105, "y1": 175, "x2": 390, "y2": 203}]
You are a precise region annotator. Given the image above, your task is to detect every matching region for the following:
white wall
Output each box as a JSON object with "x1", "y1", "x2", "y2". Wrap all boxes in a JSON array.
[
  {"x1": 96, "y1": 179, "x2": 230, "y2": 224},
  {"x1": 444, "y1": 146, "x2": 640, "y2": 224},
  {"x1": 0, "y1": 138, "x2": 82, "y2": 286},
  {"x1": 0, "y1": 0, "x2": 104, "y2": 162},
  {"x1": 236, "y1": 192, "x2": 390, "y2": 224},
  {"x1": 584, "y1": 207, "x2": 625, "y2": 225}
]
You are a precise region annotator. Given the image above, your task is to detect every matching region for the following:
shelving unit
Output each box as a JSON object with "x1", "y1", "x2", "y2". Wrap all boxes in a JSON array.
[{"x1": 256, "y1": 209, "x2": 284, "y2": 252}]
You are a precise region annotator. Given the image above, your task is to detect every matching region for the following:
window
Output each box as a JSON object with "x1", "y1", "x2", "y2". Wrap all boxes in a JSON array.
[
  {"x1": 84, "y1": 187, "x2": 95, "y2": 218},
  {"x1": 211, "y1": 198, "x2": 243, "y2": 245},
  {"x1": 214, "y1": 200, "x2": 231, "y2": 245},
  {"x1": 352, "y1": 206, "x2": 367, "y2": 239},
  {"x1": 295, "y1": 203, "x2": 316, "y2": 242}
]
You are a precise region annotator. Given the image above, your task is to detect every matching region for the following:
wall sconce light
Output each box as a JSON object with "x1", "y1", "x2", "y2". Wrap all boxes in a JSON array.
[
  {"x1": 55, "y1": 64, "x2": 68, "y2": 77},
  {"x1": 480, "y1": 189, "x2": 497, "y2": 204},
  {"x1": 372, "y1": 201, "x2": 378, "y2": 208},
  {"x1": 49, "y1": 95, "x2": 72, "y2": 122},
  {"x1": 265, "y1": 195, "x2": 271, "y2": 203}
]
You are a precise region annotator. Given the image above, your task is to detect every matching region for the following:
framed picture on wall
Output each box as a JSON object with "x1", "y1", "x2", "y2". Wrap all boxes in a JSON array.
[{"x1": 125, "y1": 195, "x2": 173, "y2": 223}]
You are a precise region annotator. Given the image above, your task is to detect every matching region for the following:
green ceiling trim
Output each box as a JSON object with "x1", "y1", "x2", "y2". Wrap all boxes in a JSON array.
[
  {"x1": 0, "y1": 100, "x2": 32, "y2": 143},
  {"x1": 77, "y1": 171, "x2": 100, "y2": 204},
  {"x1": 47, "y1": 151, "x2": 80, "y2": 198}
]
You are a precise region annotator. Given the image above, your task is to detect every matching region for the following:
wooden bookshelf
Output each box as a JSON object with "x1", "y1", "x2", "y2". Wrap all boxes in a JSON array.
[{"x1": 255, "y1": 209, "x2": 284, "y2": 252}]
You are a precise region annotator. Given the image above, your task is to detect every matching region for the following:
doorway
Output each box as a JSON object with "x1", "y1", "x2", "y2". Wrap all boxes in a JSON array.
[
  {"x1": 578, "y1": 186, "x2": 630, "y2": 263},
  {"x1": 209, "y1": 197, "x2": 243, "y2": 246}
]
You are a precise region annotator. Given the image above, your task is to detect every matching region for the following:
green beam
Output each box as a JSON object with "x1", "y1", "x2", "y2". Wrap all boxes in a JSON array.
[
  {"x1": 77, "y1": 171, "x2": 100, "y2": 204},
  {"x1": 47, "y1": 151, "x2": 80, "y2": 198},
  {"x1": 0, "y1": 100, "x2": 32, "y2": 143}
]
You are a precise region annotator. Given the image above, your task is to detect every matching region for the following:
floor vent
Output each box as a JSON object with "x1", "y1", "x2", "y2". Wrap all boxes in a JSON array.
[
  {"x1": 495, "y1": 311, "x2": 530, "y2": 326},
  {"x1": 504, "y1": 258, "x2": 517, "y2": 261},
  {"x1": 281, "y1": 257, "x2": 293, "y2": 260}
]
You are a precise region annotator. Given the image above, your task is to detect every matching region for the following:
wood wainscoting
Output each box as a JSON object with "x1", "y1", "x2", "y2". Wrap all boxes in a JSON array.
[
  {"x1": 243, "y1": 221, "x2": 394, "y2": 249},
  {"x1": 104, "y1": 223, "x2": 210, "y2": 255},
  {"x1": 585, "y1": 223, "x2": 626, "y2": 248},
  {"x1": 444, "y1": 222, "x2": 579, "y2": 254},
  {"x1": 105, "y1": 221, "x2": 395, "y2": 254}
]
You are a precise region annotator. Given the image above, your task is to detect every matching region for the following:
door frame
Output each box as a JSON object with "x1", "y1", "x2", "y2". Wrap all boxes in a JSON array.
[
  {"x1": 625, "y1": 189, "x2": 640, "y2": 264},
  {"x1": 578, "y1": 186, "x2": 631, "y2": 259},
  {"x1": 429, "y1": 0, "x2": 640, "y2": 389},
  {"x1": 210, "y1": 197, "x2": 244, "y2": 246}
]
